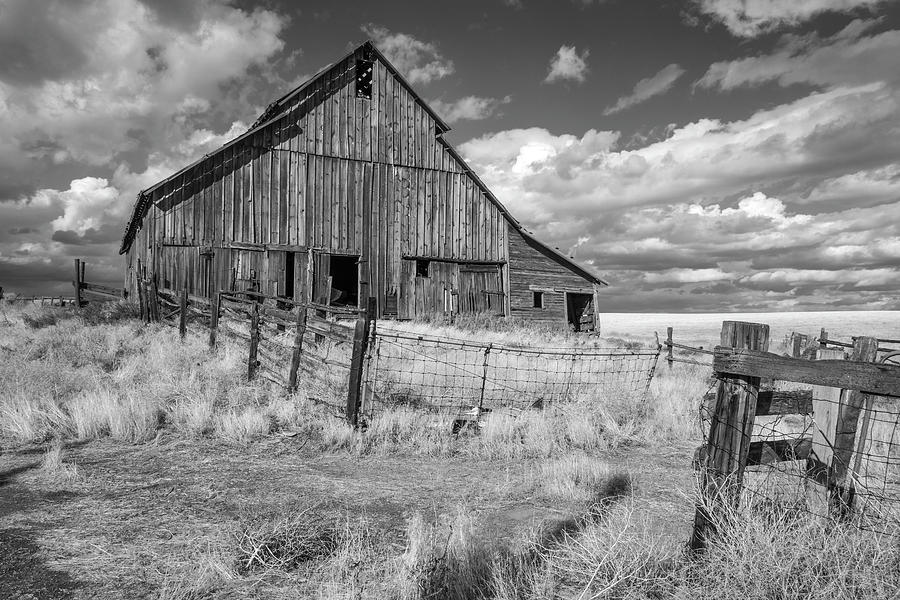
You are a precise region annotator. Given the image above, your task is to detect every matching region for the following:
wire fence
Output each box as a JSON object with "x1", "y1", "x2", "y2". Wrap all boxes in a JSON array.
[
  {"x1": 359, "y1": 325, "x2": 660, "y2": 419},
  {"x1": 697, "y1": 356, "x2": 900, "y2": 538},
  {"x1": 142, "y1": 286, "x2": 662, "y2": 422}
]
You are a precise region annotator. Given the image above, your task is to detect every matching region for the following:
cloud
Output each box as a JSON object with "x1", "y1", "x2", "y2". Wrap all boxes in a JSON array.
[
  {"x1": 431, "y1": 95, "x2": 512, "y2": 123},
  {"x1": 690, "y1": 0, "x2": 889, "y2": 37},
  {"x1": 544, "y1": 45, "x2": 589, "y2": 84},
  {"x1": 0, "y1": 0, "x2": 287, "y2": 187},
  {"x1": 459, "y1": 78, "x2": 900, "y2": 310},
  {"x1": 604, "y1": 63, "x2": 686, "y2": 115},
  {"x1": 699, "y1": 20, "x2": 900, "y2": 90},
  {"x1": 361, "y1": 24, "x2": 454, "y2": 84},
  {"x1": 0, "y1": 0, "x2": 291, "y2": 294}
]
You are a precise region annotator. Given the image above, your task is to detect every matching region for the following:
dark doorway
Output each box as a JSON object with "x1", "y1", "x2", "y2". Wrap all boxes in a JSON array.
[
  {"x1": 566, "y1": 293, "x2": 595, "y2": 332},
  {"x1": 283, "y1": 252, "x2": 295, "y2": 299},
  {"x1": 328, "y1": 255, "x2": 359, "y2": 307}
]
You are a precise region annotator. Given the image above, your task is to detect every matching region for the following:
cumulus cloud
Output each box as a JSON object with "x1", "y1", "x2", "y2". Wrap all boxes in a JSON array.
[
  {"x1": 431, "y1": 95, "x2": 512, "y2": 123},
  {"x1": 361, "y1": 24, "x2": 454, "y2": 84},
  {"x1": 604, "y1": 63, "x2": 686, "y2": 115},
  {"x1": 460, "y1": 76, "x2": 900, "y2": 310},
  {"x1": 0, "y1": 0, "x2": 290, "y2": 294},
  {"x1": 690, "y1": 0, "x2": 888, "y2": 37},
  {"x1": 544, "y1": 45, "x2": 589, "y2": 84}
]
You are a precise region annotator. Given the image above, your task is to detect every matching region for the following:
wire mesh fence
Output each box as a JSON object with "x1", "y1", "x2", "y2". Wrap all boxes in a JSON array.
[
  {"x1": 360, "y1": 325, "x2": 660, "y2": 419},
  {"x1": 698, "y1": 377, "x2": 900, "y2": 537}
]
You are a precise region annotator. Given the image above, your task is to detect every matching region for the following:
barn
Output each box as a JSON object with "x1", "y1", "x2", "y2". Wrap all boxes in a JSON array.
[{"x1": 120, "y1": 42, "x2": 607, "y2": 331}]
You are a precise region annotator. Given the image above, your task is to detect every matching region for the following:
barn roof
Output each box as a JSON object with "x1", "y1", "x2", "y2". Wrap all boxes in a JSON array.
[{"x1": 119, "y1": 41, "x2": 607, "y2": 287}]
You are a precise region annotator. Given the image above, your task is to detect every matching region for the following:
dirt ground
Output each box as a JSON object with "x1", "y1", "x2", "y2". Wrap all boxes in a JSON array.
[{"x1": 0, "y1": 436, "x2": 696, "y2": 599}]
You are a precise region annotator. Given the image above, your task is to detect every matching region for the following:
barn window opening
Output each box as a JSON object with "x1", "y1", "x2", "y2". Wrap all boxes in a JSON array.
[
  {"x1": 415, "y1": 259, "x2": 430, "y2": 278},
  {"x1": 532, "y1": 291, "x2": 544, "y2": 309},
  {"x1": 328, "y1": 255, "x2": 359, "y2": 307},
  {"x1": 355, "y1": 58, "x2": 374, "y2": 99}
]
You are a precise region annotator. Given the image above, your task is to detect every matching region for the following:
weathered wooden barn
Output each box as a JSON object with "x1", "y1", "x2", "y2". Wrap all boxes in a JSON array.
[{"x1": 120, "y1": 42, "x2": 607, "y2": 330}]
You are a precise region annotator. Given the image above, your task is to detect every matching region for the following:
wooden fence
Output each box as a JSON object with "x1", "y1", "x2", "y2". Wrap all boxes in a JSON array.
[
  {"x1": 73, "y1": 258, "x2": 126, "y2": 307},
  {"x1": 662, "y1": 327, "x2": 714, "y2": 368},
  {"x1": 691, "y1": 320, "x2": 900, "y2": 550}
]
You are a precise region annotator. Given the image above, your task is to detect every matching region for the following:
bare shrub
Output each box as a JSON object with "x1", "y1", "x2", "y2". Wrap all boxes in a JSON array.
[
  {"x1": 396, "y1": 510, "x2": 494, "y2": 600},
  {"x1": 234, "y1": 505, "x2": 340, "y2": 573}
]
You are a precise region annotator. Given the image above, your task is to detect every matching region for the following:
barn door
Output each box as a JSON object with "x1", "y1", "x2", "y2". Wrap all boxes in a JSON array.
[{"x1": 458, "y1": 265, "x2": 503, "y2": 314}]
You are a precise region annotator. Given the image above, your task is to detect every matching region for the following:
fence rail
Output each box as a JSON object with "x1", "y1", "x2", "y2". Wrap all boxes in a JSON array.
[{"x1": 692, "y1": 321, "x2": 900, "y2": 551}]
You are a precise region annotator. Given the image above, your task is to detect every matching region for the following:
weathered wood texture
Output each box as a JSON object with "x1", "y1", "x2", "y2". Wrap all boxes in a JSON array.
[
  {"x1": 830, "y1": 337, "x2": 878, "y2": 513},
  {"x1": 713, "y1": 347, "x2": 900, "y2": 397},
  {"x1": 702, "y1": 389, "x2": 813, "y2": 416},
  {"x1": 506, "y1": 226, "x2": 597, "y2": 328},
  {"x1": 124, "y1": 45, "x2": 600, "y2": 325},
  {"x1": 692, "y1": 321, "x2": 769, "y2": 551}
]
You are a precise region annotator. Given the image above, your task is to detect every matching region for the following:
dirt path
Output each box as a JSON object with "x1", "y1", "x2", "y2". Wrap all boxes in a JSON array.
[{"x1": 0, "y1": 437, "x2": 695, "y2": 599}]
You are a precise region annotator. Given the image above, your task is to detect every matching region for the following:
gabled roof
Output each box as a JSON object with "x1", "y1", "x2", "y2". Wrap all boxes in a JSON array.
[{"x1": 118, "y1": 42, "x2": 607, "y2": 287}]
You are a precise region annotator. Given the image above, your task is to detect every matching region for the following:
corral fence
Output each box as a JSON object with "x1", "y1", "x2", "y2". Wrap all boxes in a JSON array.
[
  {"x1": 72, "y1": 258, "x2": 127, "y2": 306},
  {"x1": 115, "y1": 277, "x2": 661, "y2": 426},
  {"x1": 691, "y1": 320, "x2": 900, "y2": 550}
]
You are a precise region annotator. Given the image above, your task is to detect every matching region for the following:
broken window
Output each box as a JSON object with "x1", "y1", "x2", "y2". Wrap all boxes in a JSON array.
[
  {"x1": 532, "y1": 291, "x2": 544, "y2": 309},
  {"x1": 356, "y1": 58, "x2": 374, "y2": 99},
  {"x1": 415, "y1": 259, "x2": 430, "y2": 278}
]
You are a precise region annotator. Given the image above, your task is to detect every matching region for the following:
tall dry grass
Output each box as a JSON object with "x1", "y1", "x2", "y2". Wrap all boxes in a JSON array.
[{"x1": 0, "y1": 302, "x2": 694, "y2": 453}]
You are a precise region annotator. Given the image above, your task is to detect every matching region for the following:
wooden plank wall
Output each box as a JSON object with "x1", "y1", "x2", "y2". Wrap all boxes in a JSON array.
[
  {"x1": 506, "y1": 225, "x2": 596, "y2": 326},
  {"x1": 125, "y1": 46, "x2": 588, "y2": 320}
]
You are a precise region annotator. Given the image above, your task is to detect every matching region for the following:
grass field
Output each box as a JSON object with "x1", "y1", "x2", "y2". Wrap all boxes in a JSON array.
[{"x1": 1, "y1": 302, "x2": 899, "y2": 599}]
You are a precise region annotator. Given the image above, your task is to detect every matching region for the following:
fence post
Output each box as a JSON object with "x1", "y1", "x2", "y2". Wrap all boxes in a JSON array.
[
  {"x1": 478, "y1": 344, "x2": 493, "y2": 410},
  {"x1": 829, "y1": 336, "x2": 878, "y2": 516},
  {"x1": 179, "y1": 287, "x2": 188, "y2": 340},
  {"x1": 666, "y1": 327, "x2": 673, "y2": 370},
  {"x1": 690, "y1": 320, "x2": 769, "y2": 552},
  {"x1": 247, "y1": 302, "x2": 261, "y2": 381},
  {"x1": 208, "y1": 291, "x2": 220, "y2": 350},
  {"x1": 288, "y1": 304, "x2": 308, "y2": 392},
  {"x1": 73, "y1": 259, "x2": 83, "y2": 309},
  {"x1": 346, "y1": 297, "x2": 376, "y2": 427}
]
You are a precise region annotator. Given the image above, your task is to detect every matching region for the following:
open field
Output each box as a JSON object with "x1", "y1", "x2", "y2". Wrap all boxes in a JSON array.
[
  {"x1": 2, "y1": 303, "x2": 899, "y2": 599},
  {"x1": 602, "y1": 310, "x2": 900, "y2": 350}
]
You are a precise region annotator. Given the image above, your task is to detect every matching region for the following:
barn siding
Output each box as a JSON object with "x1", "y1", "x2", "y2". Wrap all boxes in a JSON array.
[
  {"x1": 507, "y1": 224, "x2": 597, "y2": 327},
  {"x1": 123, "y1": 44, "x2": 599, "y2": 325}
]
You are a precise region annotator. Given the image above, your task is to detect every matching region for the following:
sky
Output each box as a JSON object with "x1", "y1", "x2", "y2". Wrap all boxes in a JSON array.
[{"x1": 0, "y1": 0, "x2": 899, "y2": 312}]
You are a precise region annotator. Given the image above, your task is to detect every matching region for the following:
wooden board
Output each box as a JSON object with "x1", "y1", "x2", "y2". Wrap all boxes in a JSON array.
[{"x1": 713, "y1": 347, "x2": 900, "y2": 397}]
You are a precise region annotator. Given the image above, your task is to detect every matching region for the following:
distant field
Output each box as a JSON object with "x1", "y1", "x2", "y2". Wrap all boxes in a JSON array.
[{"x1": 601, "y1": 310, "x2": 900, "y2": 349}]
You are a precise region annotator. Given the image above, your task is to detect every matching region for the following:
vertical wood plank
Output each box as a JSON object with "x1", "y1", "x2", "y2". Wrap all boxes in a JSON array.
[
  {"x1": 691, "y1": 321, "x2": 769, "y2": 551},
  {"x1": 830, "y1": 337, "x2": 878, "y2": 515}
]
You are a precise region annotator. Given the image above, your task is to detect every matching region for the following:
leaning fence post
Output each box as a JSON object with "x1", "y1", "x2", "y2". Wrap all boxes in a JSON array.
[
  {"x1": 478, "y1": 344, "x2": 493, "y2": 410},
  {"x1": 666, "y1": 327, "x2": 673, "y2": 370},
  {"x1": 73, "y1": 259, "x2": 83, "y2": 309},
  {"x1": 829, "y1": 336, "x2": 878, "y2": 516},
  {"x1": 208, "y1": 291, "x2": 220, "y2": 350},
  {"x1": 690, "y1": 320, "x2": 769, "y2": 552},
  {"x1": 247, "y1": 302, "x2": 261, "y2": 381},
  {"x1": 179, "y1": 286, "x2": 188, "y2": 340},
  {"x1": 288, "y1": 304, "x2": 309, "y2": 392},
  {"x1": 346, "y1": 297, "x2": 376, "y2": 427}
]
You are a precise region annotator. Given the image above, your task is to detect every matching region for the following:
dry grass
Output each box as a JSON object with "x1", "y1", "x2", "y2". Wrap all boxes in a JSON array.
[
  {"x1": 39, "y1": 442, "x2": 79, "y2": 483},
  {"x1": 4, "y1": 303, "x2": 900, "y2": 599}
]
